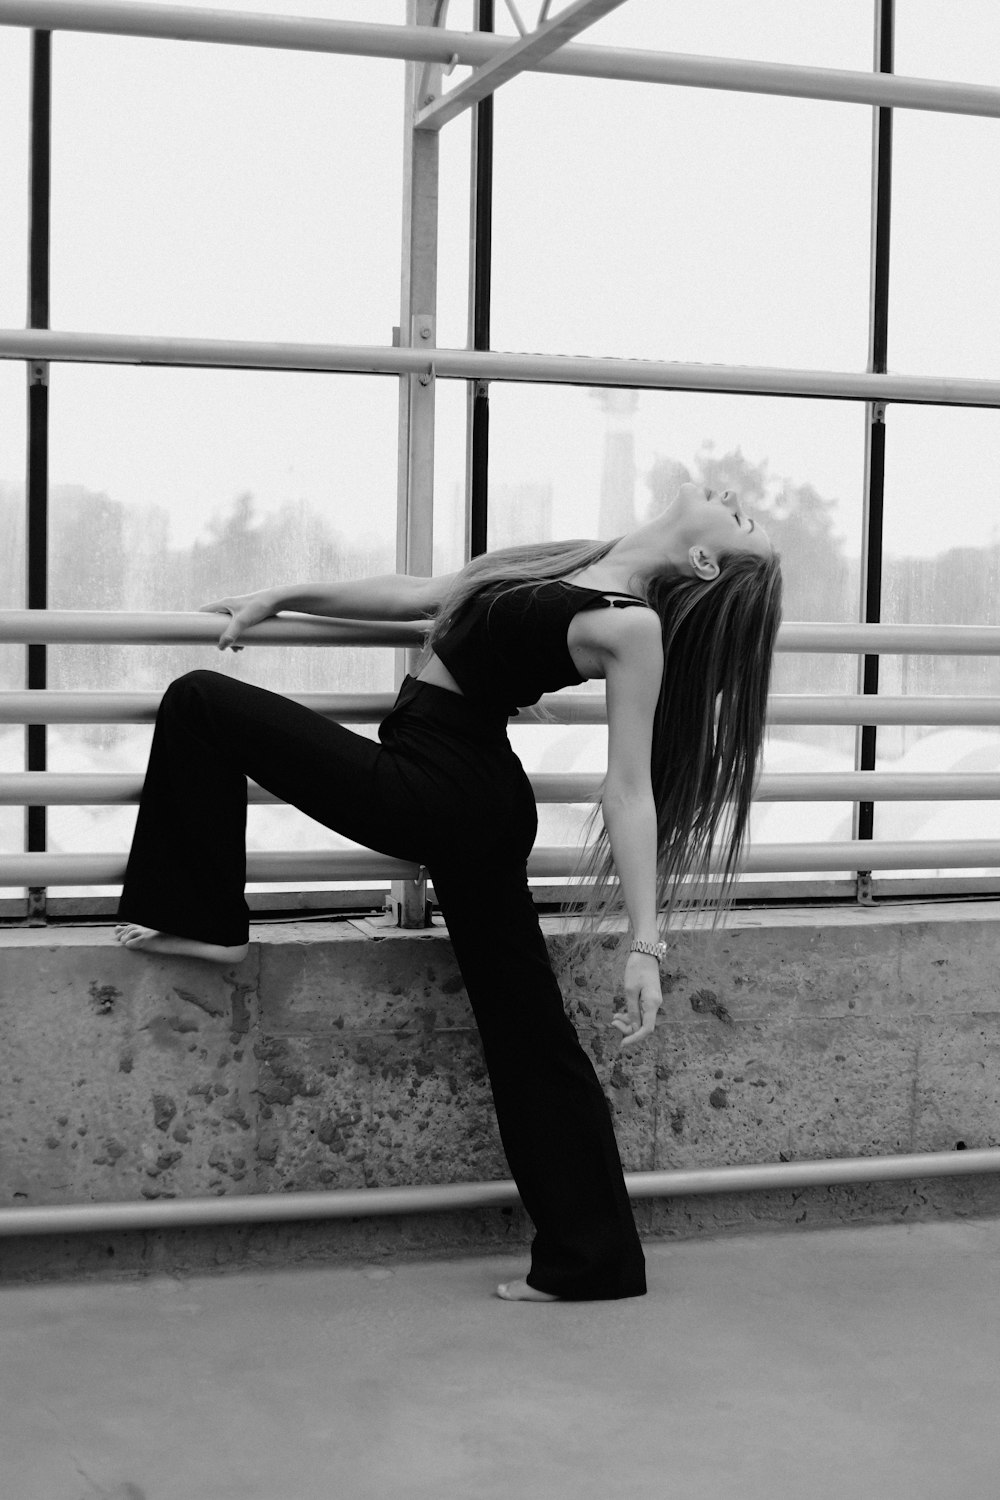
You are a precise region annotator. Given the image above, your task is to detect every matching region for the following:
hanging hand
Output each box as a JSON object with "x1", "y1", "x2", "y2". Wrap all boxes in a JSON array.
[{"x1": 611, "y1": 951, "x2": 662, "y2": 1050}]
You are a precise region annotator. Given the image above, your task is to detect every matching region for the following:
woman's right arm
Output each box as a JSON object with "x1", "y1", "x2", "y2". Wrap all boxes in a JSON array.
[{"x1": 201, "y1": 572, "x2": 458, "y2": 651}]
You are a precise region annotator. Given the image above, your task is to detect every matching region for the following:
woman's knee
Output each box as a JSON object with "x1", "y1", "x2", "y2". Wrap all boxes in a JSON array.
[{"x1": 158, "y1": 669, "x2": 227, "y2": 721}]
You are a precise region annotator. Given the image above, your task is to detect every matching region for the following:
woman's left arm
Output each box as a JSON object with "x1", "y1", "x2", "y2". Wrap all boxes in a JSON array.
[{"x1": 600, "y1": 609, "x2": 665, "y2": 1050}]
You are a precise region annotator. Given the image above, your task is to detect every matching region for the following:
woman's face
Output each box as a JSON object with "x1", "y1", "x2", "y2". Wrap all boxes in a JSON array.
[
  {"x1": 672, "y1": 482, "x2": 771, "y2": 561},
  {"x1": 619, "y1": 481, "x2": 772, "y2": 585}
]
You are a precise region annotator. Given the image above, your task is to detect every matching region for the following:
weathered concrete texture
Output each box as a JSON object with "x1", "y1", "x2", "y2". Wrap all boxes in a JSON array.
[
  {"x1": 255, "y1": 933, "x2": 508, "y2": 1190},
  {"x1": 652, "y1": 1019, "x2": 919, "y2": 1167},
  {"x1": 0, "y1": 929, "x2": 260, "y2": 1206},
  {"x1": 2, "y1": 904, "x2": 1000, "y2": 1277}
]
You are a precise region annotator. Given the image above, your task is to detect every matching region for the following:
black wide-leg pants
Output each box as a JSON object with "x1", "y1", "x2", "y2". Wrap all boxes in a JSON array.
[{"x1": 119, "y1": 669, "x2": 646, "y2": 1300}]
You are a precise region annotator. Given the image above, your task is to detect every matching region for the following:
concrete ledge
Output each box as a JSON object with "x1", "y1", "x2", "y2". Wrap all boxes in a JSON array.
[{"x1": 3, "y1": 903, "x2": 1000, "y2": 1279}]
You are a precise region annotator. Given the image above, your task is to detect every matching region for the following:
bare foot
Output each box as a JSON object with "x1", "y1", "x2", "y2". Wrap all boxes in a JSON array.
[
  {"x1": 496, "y1": 1279, "x2": 560, "y2": 1302},
  {"x1": 114, "y1": 924, "x2": 249, "y2": 965}
]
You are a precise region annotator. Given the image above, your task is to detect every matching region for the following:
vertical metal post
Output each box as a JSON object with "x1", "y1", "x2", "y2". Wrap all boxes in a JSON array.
[
  {"x1": 390, "y1": 0, "x2": 442, "y2": 927},
  {"x1": 855, "y1": 0, "x2": 893, "y2": 903},
  {"x1": 466, "y1": 0, "x2": 494, "y2": 560},
  {"x1": 25, "y1": 30, "x2": 51, "y2": 925}
]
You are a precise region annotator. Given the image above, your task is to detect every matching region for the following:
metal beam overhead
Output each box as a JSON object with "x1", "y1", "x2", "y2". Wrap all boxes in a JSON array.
[
  {"x1": 2, "y1": 5, "x2": 1000, "y2": 119},
  {"x1": 7, "y1": 330, "x2": 1000, "y2": 409},
  {"x1": 415, "y1": 0, "x2": 629, "y2": 130}
]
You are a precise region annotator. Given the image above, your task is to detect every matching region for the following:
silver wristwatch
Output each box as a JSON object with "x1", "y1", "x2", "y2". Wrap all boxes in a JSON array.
[{"x1": 628, "y1": 938, "x2": 667, "y2": 967}]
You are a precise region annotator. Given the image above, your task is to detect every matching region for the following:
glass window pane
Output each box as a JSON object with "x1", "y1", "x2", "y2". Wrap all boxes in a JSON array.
[
  {"x1": 895, "y1": 0, "x2": 1000, "y2": 86},
  {"x1": 547, "y1": 0, "x2": 873, "y2": 67},
  {"x1": 47, "y1": 725, "x2": 381, "y2": 899},
  {"x1": 436, "y1": 106, "x2": 474, "y2": 353},
  {"x1": 46, "y1": 366, "x2": 402, "y2": 692},
  {"x1": 0, "y1": 359, "x2": 25, "y2": 859},
  {"x1": 890, "y1": 113, "x2": 1000, "y2": 382},
  {"x1": 874, "y1": 405, "x2": 1000, "y2": 875},
  {"x1": 48, "y1": 362, "x2": 399, "y2": 643},
  {"x1": 51, "y1": 26, "x2": 403, "y2": 343},
  {"x1": 0, "y1": 27, "x2": 29, "y2": 330},
  {"x1": 0, "y1": 361, "x2": 26, "y2": 691},
  {"x1": 892, "y1": 7, "x2": 1000, "y2": 382},
  {"x1": 433, "y1": 377, "x2": 470, "y2": 576},
  {"x1": 490, "y1": 79, "x2": 871, "y2": 368},
  {"x1": 488, "y1": 386, "x2": 864, "y2": 880},
  {"x1": 46, "y1": 363, "x2": 400, "y2": 892}
]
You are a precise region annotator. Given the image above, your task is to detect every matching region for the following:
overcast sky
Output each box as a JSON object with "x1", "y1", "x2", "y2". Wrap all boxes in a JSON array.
[{"x1": 1, "y1": 0, "x2": 999, "y2": 564}]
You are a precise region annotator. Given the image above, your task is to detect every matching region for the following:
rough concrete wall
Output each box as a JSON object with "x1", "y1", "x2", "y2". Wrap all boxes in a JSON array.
[{"x1": 1, "y1": 905, "x2": 999, "y2": 1272}]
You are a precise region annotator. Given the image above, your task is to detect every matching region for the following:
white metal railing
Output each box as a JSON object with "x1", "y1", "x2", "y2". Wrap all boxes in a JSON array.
[
  {"x1": 4, "y1": 329, "x2": 1000, "y2": 409},
  {"x1": 4, "y1": 610, "x2": 1000, "y2": 653},
  {"x1": 6, "y1": 769, "x2": 1000, "y2": 806},
  {"x1": 2, "y1": 3, "x2": 1000, "y2": 120},
  {"x1": 5, "y1": 842, "x2": 1000, "y2": 891},
  {"x1": 2, "y1": 691, "x2": 1000, "y2": 728},
  {"x1": 0, "y1": 611, "x2": 999, "y2": 889}
]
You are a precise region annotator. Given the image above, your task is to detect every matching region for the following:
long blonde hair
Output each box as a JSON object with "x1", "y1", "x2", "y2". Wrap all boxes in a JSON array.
[
  {"x1": 423, "y1": 537, "x2": 618, "y2": 657},
  {"x1": 423, "y1": 537, "x2": 783, "y2": 942}
]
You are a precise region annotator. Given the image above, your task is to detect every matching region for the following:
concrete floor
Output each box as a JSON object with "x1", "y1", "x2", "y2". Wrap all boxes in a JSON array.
[{"x1": 4, "y1": 1219, "x2": 1000, "y2": 1500}]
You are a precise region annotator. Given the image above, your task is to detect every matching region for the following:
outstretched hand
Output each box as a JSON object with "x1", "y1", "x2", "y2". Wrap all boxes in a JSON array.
[
  {"x1": 199, "y1": 589, "x2": 281, "y2": 652},
  {"x1": 611, "y1": 952, "x2": 662, "y2": 1050}
]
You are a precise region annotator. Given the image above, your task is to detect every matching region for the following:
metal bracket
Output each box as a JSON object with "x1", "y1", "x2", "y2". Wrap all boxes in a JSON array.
[
  {"x1": 386, "y1": 869, "x2": 431, "y2": 928},
  {"x1": 412, "y1": 313, "x2": 435, "y2": 385},
  {"x1": 416, "y1": 0, "x2": 630, "y2": 131},
  {"x1": 871, "y1": 401, "x2": 887, "y2": 423},
  {"x1": 29, "y1": 362, "x2": 49, "y2": 387},
  {"x1": 412, "y1": 313, "x2": 434, "y2": 344},
  {"x1": 856, "y1": 870, "x2": 875, "y2": 906},
  {"x1": 26, "y1": 886, "x2": 47, "y2": 925}
]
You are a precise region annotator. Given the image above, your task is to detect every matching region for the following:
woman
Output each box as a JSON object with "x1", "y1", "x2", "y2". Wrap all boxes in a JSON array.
[{"x1": 115, "y1": 482, "x2": 781, "y2": 1302}]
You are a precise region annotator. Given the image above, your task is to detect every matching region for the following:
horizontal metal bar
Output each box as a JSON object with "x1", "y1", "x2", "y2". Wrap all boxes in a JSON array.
[
  {"x1": 3, "y1": 612, "x2": 1000, "y2": 656},
  {"x1": 0, "y1": 851, "x2": 422, "y2": 886},
  {"x1": 2, "y1": 689, "x2": 999, "y2": 728},
  {"x1": 4, "y1": 330, "x2": 1000, "y2": 409},
  {"x1": 525, "y1": 840, "x2": 1000, "y2": 877},
  {"x1": 0, "y1": 609, "x2": 421, "y2": 648},
  {"x1": 1, "y1": 4, "x2": 999, "y2": 119},
  {"x1": 5, "y1": 839, "x2": 1000, "y2": 888},
  {"x1": 0, "y1": 690, "x2": 402, "y2": 723},
  {"x1": 0, "y1": 887, "x2": 395, "y2": 921},
  {"x1": 775, "y1": 624, "x2": 1000, "y2": 654},
  {"x1": 767, "y1": 695, "x2": 1000, "y2": 726},
  {"x1": 6, "y1": 770, "x2": 1000, "y2": 806},
  {"x1": 870, "y1": 876, "x2": 1000, "y2": 898},
  {"x1": 756, "y1": 773, "x2": 1000, "y2": 802},
  {"x1": 15, "y1": 876, "x2": 1000, "y2": 919},
  {"x1": 0, "y1": 689, "x2": 981, "y2": 728},
  {"x1": 0, "y1": 1146, "x2": 995, "y2": 1238},
  {"x1": 534, "y1": 772, "x2": 1000, "y2": 804},
  {"x1": 558, "y1": 693, "x2": 1000, "y2": 726}
]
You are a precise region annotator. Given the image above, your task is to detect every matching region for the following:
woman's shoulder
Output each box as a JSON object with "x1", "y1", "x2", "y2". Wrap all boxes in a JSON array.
[{"x1": 568, "y1": 592, "x2": 661, "y2": 676}]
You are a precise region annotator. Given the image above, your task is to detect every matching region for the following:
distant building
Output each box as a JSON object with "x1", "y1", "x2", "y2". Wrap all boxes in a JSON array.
[
  {"x1": 488, "y1": 481, "x2": 555, "y2": 551},
  {"x1": 591, "y1": 389, "x2": 639, "y2": 538}
]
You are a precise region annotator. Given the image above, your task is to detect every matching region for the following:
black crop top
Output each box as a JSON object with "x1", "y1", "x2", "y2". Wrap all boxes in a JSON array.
[{"x1": 433, "y1": 579, "x2": 648, "y2": 717}]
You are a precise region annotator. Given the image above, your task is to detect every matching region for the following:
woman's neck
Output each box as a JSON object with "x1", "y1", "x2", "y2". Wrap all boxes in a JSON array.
[{"x1": 567, "y1": 542, "x2": 646, "y2": 596}]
